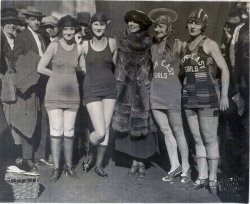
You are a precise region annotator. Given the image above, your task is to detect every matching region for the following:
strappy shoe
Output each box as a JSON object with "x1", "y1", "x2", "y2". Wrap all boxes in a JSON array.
[
  {"x1": 82, "y1": 154, "x2": 95, "y2": 172},
  {"x1": 64, "y1": 166, "x2": 78, "y2": 179},
  {"x1": 95, "y1": 166, "x2": 108, "y2": 177},
  {"x1": 209, "y1": 180, "x2": 219, "y2": 194},
  {"x1": 50, "y1": 168, "x2": 60, "y2": 182},
  {"x1": 187, "y1": 178, "x2": 209, "y2": 191},
  {"x1": 180, "y1": 167, "x2": 191, "y2": 183},
  {"x1": 128, "y1": 163, "x2": 138, "y2": 177},
  {"x1": 138, "y1": 164, "x2": 146, "y2": 178},
  {"x1": 162, "y1": 165, "x2": 182, "y2": 182}
]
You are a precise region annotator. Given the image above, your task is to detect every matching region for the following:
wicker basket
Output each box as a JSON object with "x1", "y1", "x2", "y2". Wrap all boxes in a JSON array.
[{"x1": 5, "y1": 172, "x2": 40, "y2": 200}]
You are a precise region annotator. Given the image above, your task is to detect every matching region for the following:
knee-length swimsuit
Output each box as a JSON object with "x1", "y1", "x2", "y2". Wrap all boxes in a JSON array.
[
  {"x1": 83, "y1": 38, "x2": 116, "y2": 101},
  {"x1": 44, "y1": 41, "x2": 80, "y2": 111},
  {"x1": 150, "y1": 39, "x2": 182, "y2": 110},
  {"x1": 181, "y1": 36, "x2": 219, "y2": 109}
]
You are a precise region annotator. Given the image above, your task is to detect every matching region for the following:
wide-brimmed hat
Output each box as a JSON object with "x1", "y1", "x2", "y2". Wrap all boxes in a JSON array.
[
  {"x1": 124, "y1": 10, "x2": 152, "y2": 29},
  {"x1": 41, "y1": 15, "x2": 58, "y2": 27},
  {"x1": 1, "y1": 7, "x2": 22, "y2": 24},
  {"x1": 148, "y1": 8, "x2": 178, "y2": 25},
  {"x1": 22, "y1": 6, "x2": 45, "y2": 18},
  {"x1": 77, "y1": 12, "x2": 91, "y2": 26}
]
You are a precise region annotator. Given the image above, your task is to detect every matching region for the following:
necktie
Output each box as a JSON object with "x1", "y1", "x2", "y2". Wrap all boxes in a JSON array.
[{"x1": 38, "y1": 34, "x2": 46, "y2": 53}]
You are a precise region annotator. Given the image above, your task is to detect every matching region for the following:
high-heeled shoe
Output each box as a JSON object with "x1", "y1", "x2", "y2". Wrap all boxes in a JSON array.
[
  {"x1": 95, "y1": 166, "x2": 108, "y2": 177},
  {"x1": 64, "y1": 166, "x2": 78, "y2": 179},
  {"x1": 208, "y1": 180, "x2": 219, "y2": 194},
  {"x1": 187, "y1": 178, "x2": 209, "y2": 191},
  {"x1": 180, "y1": 167, "x2": 191, "y2": 183},
  {"x1": 138, "y1": 164, "x2": 146, "y2": 178},
  {"x1": 162, "y1": 165, "x2": 182, "y2": 182},
  {"x1": 50, "y1": 168, "x2": 60, "y2": 182},
  {"x1": 128, "y1": 163, "x2": 138, "y2": 177},
  {"x1": 82, "y1": 154, "x2": 95, "y2": 172}
]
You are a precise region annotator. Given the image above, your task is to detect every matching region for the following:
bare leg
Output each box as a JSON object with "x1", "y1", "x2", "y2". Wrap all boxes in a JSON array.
[
  {"x1": 99, "y1": 99, "x2": 116, "y2": 146},
  {"x1": 86, "y1": 101, "x2": 105, "y2": 145},
  {"x1": 152, "y1": 109, "x2": 180, "y2": 172},
  {"x1": 168, "y1": 111, "x2": 190, "y2": 173},
  {"x1": 95, "y1": 99, "x2": 115, "y2": 177},
  {"x1": 199, "y1": 116, "x2": 219, "y2": 181},
  {"x1": 186, "y1": 114, "x2": 208, "y2": 180}
]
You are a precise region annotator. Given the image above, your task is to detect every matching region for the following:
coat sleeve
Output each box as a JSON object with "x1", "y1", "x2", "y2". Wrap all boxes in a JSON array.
[{"x1": 13, "y1": 33, "x2": 26, "y2": 60}]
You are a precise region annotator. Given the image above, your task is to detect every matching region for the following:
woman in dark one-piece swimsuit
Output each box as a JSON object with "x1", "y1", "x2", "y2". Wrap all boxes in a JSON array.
[{"x1": 81, "y1": 12, "x2": 117, "y2": 177}]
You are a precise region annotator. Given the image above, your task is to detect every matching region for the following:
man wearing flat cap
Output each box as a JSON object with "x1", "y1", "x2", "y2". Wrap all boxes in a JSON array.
[{"x1": 12, "y1": 6, "x2": 52, "y2": 171}]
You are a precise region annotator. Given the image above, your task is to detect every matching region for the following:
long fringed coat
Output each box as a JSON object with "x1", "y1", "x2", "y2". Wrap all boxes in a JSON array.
[
  {"x1": 112, "y1": 30, "x2": 158, "y2": 159},
  {"x1": 112, "y1": 30, "x2": 156, "y2": 137}
]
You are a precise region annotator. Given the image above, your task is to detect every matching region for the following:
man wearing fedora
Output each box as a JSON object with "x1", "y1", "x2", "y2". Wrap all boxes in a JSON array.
[
  {"x1": 1, "y1": 7, "x2": 23, "y2": 163},
  {"x1": 12, "y1": 6, "x2": 52, "y2": 171}
]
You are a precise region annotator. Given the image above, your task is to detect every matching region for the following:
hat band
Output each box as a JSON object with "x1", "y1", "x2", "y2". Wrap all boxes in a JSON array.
[{"x1": 25, "y1": 11, "x2": 43, "y2": 16}]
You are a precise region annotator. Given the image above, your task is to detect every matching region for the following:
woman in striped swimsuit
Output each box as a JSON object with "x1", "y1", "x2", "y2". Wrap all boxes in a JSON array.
[{"x1": 181, "y1": 9, "x2": 229, "y2": 194}]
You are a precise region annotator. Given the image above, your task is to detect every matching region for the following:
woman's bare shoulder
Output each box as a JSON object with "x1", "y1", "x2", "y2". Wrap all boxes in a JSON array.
[{"x1": 204, "y1": 37, "x2": 220, "y2": 53}]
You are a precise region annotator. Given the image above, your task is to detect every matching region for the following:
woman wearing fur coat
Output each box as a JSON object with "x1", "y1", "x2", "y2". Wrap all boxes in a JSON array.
[{"x1": 112, "y1": 10, "x2": 157, "y2": 178}]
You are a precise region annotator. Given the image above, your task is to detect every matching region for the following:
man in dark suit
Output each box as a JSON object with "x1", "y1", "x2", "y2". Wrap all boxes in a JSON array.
[{"x1": 13, "y1": 6, "x2": 52, "y2": 171}]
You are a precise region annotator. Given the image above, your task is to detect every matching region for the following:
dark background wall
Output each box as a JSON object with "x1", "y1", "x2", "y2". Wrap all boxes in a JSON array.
[
  {"x1": 2, "y1": 0, "x2": 234, "y2": 44},
  {"x1": 96, "y1": 1, "x2": 232, "y2": 44}
]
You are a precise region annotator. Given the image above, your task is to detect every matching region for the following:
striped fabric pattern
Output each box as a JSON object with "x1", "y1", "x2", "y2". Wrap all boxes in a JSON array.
[
  {"x1": 182, "y1": 37, "x2": 219, "y2": 108},
  {"x1": 188, "y1": 8, "x2": 208, "y2": 28}
]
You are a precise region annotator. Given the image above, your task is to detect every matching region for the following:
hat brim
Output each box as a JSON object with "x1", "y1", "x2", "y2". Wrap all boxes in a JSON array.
[
  {"x1": 41, "y1": 23, "x2": 57, "y2": 27},
  {"x1": 1, "y1": 17, "x2": 22, "y2": 24},
  {"x1": 124, "y1": 10, "x2": 152, "y2": 28},
  {"x1": 148, "y1": 8, "x2": 178, "y2": 23},
  {"x1": 22, "y1": 11, "x2": 45, "y2": 18}
]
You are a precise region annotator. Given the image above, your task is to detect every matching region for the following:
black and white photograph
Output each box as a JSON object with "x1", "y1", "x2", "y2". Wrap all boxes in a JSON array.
[{"x1": 0, "y1": 0, "x2": 249, "y2": 203}]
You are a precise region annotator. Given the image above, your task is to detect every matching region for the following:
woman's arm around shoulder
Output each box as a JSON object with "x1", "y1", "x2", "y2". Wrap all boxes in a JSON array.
[
  {"x1": 37, "y1": 41, "x2": 57, "y2": 77},
  {"x1": 109, "y1": 37, "x2": 117, "y2": 65},
  {"x1": 204, "y1": 38, "x2": 230, "y2": 111},
  {"x1": 77, "y1": 43, "x2": 86, "y2": 74},
  {"x1": 81, "y1": 40, "x2": 88, "y2": 56}
]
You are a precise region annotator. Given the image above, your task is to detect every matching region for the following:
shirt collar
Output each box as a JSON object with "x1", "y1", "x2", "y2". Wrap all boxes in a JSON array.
[{"x1": 28, "y1": 26, "x2": 39, "y2": 36}]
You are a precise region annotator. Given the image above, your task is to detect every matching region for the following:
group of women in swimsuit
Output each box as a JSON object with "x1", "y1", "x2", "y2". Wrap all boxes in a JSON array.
[{"x1": 37, "y1": 7, "x2": 229, "y2": 195}]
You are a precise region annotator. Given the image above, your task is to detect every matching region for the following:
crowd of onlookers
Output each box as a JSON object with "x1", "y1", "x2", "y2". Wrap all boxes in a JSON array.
[{"x1": 0, "y1": 1, "x2": 248, "y2": 197}]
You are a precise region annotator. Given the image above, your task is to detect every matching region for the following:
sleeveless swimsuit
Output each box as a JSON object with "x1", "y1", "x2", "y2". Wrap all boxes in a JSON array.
[
  {"x1": 83, "y1": 38, "x2": 116, "y2": 102},
  {"x1": 150, "y1": 39, "x2": 182, "y2": 110},
  {"x1": 181, "y1": 36, "x2": 219, "y2": 109},
  {"x1": 45, "y1": 41, "x2": 80, "y2": 111}
]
